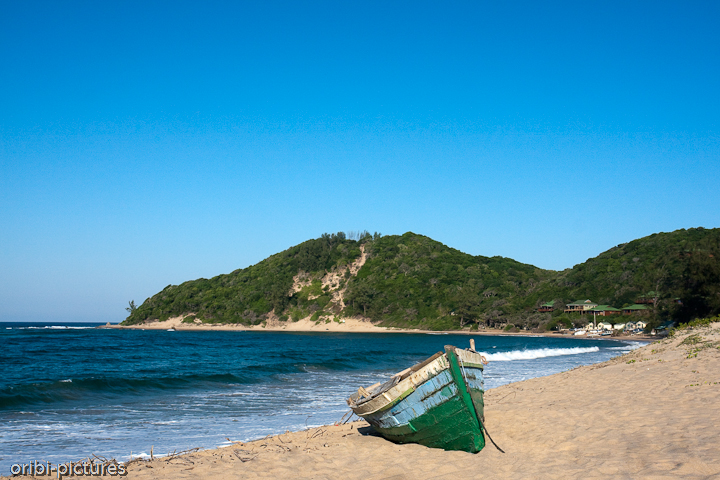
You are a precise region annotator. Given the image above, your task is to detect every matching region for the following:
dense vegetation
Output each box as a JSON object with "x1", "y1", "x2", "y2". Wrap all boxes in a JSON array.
[
  {"x1": 538, "y1": 227, "x2": 720, "y2": 329},
  {"x1": 341, "y1": 233, "x2": 553, "y2": 330},
  {"x1": 124, "y1": 232, "x2": 368, "y2": 325},
  {"x1": 122, "y1": 228, "x2": 720, "y2": 330}
]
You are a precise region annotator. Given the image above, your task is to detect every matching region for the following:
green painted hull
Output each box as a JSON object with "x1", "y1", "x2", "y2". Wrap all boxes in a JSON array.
[
  {"x1": 349, "y1": 346, "x2": 486, "y2": 453},
  {"x1": 375, "y1": 386, "x2": 485, "y2": 452}
]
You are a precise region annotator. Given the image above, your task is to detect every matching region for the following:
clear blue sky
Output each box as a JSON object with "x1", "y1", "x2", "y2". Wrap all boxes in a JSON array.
[{"x1": 1, "y1": 1, "x2": 719, "y2": 322}]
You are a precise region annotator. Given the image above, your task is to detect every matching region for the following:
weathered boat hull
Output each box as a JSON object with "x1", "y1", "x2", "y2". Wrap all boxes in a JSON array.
[{"x1": 348, "y1": 345, "x2": 486, "y2": 453}]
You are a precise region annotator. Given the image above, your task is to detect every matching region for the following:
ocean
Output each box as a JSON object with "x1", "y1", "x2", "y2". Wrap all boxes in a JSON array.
[{"x1": 0, "y1": 323, "x2": 644, "y2": 473}]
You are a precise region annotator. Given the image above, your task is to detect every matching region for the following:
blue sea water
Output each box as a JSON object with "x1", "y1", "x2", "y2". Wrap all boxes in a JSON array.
[{"x1": 0, "y1": 322, "x2": 644, "y2": 473}]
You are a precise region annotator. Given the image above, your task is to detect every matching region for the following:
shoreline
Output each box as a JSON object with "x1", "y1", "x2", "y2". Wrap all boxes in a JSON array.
[
  {"x1": 102, "y1": 316, "x2": 656, "y2": 341},
  {"x1": 8, "y1": 321, "x2": 717, "y2": 479}
]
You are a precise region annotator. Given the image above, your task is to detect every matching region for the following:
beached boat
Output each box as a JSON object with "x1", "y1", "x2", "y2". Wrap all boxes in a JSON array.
[{"x1": 347, "y1": 342, "x2": 487, "y2": 453}]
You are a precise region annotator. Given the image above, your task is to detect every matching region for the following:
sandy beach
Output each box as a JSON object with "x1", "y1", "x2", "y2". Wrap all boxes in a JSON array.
[
  {"x1": 7, "y1": 321, "x2": 719, "y2": 479},
  {"x1": 103, "y1": 315, "x2": 655, "y2": 341},
  {"x1": 104, "y1": 315, "x2": 393, "y2": 333}
]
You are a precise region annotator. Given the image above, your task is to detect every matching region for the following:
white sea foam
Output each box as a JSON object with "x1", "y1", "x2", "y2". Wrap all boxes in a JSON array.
[
  {"x1": 607, "y1": 342, "x2": 645, "y2": 351},
  {"x1": 121, "y1": 452, "x2": 152, "y2": 462},
  {"x1": 47, "y1": 326, "x2": 95, "y2": 329},
  {"x1": 16, "y1": 325, "x2": 95, "y2": 330},
  {"x1": 480, "y1": 346, "x2": 600, "y2": 361}
]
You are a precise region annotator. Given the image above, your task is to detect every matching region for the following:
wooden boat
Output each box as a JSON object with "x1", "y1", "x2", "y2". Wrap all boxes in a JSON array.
[{"x1": 347, "y1": 341, "x2": 487, "y2": 453}]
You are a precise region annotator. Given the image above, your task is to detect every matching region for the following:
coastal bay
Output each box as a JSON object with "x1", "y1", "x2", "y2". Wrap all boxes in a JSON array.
[
  {"x1": 5, "y1": 0, "x2": 719, "y2": 477},
  {"x1": 4, "y1": 321, "x2": 718, "y2": 479},
  {"x1": 1, "y1": 325, "x2": 644, "y2": 475}
]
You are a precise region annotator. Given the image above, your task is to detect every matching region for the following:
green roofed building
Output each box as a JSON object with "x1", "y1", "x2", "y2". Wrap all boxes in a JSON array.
[
  {"x1": 622, "y1": 304, "x2": 649, "y2": 314},
  {"x1": 564, "y1": 299, "x2": 598, "y2": 314},
  {"x1": 636, "y1": 291, "x2": 658, "y2": 304},
  {"x1": 652, "y1": 321, "x2": 676, "y2": 336},
  {"x1": 538, "y1": 301, "x2": 555, "y2": 312},
  {"x1": 587, "y1": 305, "x2": 622, "y2": 317}
]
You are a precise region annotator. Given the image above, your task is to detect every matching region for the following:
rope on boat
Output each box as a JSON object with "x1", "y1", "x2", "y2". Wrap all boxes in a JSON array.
[
  {"x1": 482, "y1": 424, "x2": 505, "y2": 454},
  {"x1": 459, "y1": 350, "x2": 505, "y2": 454}
]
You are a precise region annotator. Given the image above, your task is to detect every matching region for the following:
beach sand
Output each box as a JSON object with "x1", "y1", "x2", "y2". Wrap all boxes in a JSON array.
[
  {"x1": 104, "y1": 315, "x2": 394, "y2": 333},
  {"x1": 7, "y1": 322, "x2": 719, "y2": 479},
  {"x1": 103, "y1": 315, "x2": 654, "y2": 340}
]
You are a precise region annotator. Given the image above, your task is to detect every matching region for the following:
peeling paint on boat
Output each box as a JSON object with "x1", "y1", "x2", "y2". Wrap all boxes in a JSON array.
[{"x1": 348, "y1": 345, "x2": 486, "y2": 453}]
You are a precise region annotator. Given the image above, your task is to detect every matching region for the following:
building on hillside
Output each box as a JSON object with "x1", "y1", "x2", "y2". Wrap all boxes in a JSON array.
[
  {"x1": 651, "y1": 321, "x2": 675, "y2": 336},
  {"x1": 636, "y1": 291, "x2": 658, "y2": 304},
  {"x1": 538, "y1": 301, "x2": 555, "y2": 312},
  {"x1": 587, "y1": 305, "x2": 622, "y2": 317},
  {"x1": 622, "y1": 304, "x2": 649, "y2": 314},
  {"x1": 584, "y1": 322, "x2": 604, "y2": 332},
  {"x1": 564, "y1": 299, "x2": 598, "y2": 314},
  {"x1": 626, "y1": 320, "x2": 648, "y2": 331}
]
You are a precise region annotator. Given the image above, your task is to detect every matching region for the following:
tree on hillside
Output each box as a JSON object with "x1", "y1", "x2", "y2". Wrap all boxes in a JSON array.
[
  {"x1": 347, "y1": 282, "x2": 377, "y2": 317},
  {"x1": 268, "y1": 279, "x2": 291, "y2": 315},
  {"x1": 126, "y1": 300, "x2": 137, "y2": 314},
  {"x1": 454, "y1": 287, "x2": 482, "y2": 327},
  {"x1": 672, "y1": 245, "x2": 720, "y2": 323},
  {"x1": 651, "y1": 264, "x2": 668, "y2": 319}
]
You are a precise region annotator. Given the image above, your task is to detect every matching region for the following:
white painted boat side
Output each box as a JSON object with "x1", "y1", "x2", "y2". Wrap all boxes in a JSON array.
[
  {"x1": 365, "y1": 369, "x2": 458, "y2": 428},
  {"x1": 350, "y1": 354, "x2": 450, "y2": 416},
  {"x1": 350, "y1": 348, "x2": 486, "y2": 417}
]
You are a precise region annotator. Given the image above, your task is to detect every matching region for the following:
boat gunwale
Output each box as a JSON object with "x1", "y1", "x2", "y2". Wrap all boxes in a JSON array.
[{"x1": 348, "y1": 347, "x2": 485, "y2": 417}]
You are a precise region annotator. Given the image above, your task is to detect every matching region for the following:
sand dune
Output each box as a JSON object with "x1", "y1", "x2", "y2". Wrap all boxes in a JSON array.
[
  {"x1": 6, "y1": 322, "x2": 719, "y2": 479},
  {"x1": 106, "y1": 314, "x2": 393, "y2": 332}
]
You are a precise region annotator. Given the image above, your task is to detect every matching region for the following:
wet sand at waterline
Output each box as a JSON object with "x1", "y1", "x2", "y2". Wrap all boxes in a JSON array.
[{"x1": 6, "y1": 323, "x2": 720, "y2": 479}]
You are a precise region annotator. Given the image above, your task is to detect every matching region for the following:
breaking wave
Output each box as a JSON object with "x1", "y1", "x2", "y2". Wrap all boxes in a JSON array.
[
  {"x1": 607, "y1": 342, "x2": 645, "y2": 351},
  {"x1": 0, "y1": 373, "x2": 254, "y2": 409},
  {"x1": 14, "y1": 326, "x2": 96, "y2": 330},
  {"x1": 480, "y1": 346, "x2": 600, "y2": 361}
]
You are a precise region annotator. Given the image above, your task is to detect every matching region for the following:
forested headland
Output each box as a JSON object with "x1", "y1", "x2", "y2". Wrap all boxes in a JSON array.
[{"x1": 122, "y1": 228, "x2": 720, "y2": 331}]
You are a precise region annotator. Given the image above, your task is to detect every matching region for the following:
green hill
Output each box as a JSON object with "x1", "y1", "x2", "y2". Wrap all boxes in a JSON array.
[
  {"x1": 123, "y1": 232, "x2": 367, "y2": 326},
  {"x1": 341, "y1": 233, "x2": 554, "y2": 329},
  {"x1": 535, "y1": 227, "x2": 720, "y2": 326},
  {"x1": 122, "y1": 228, "x2": 720, "y2": 330}
]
